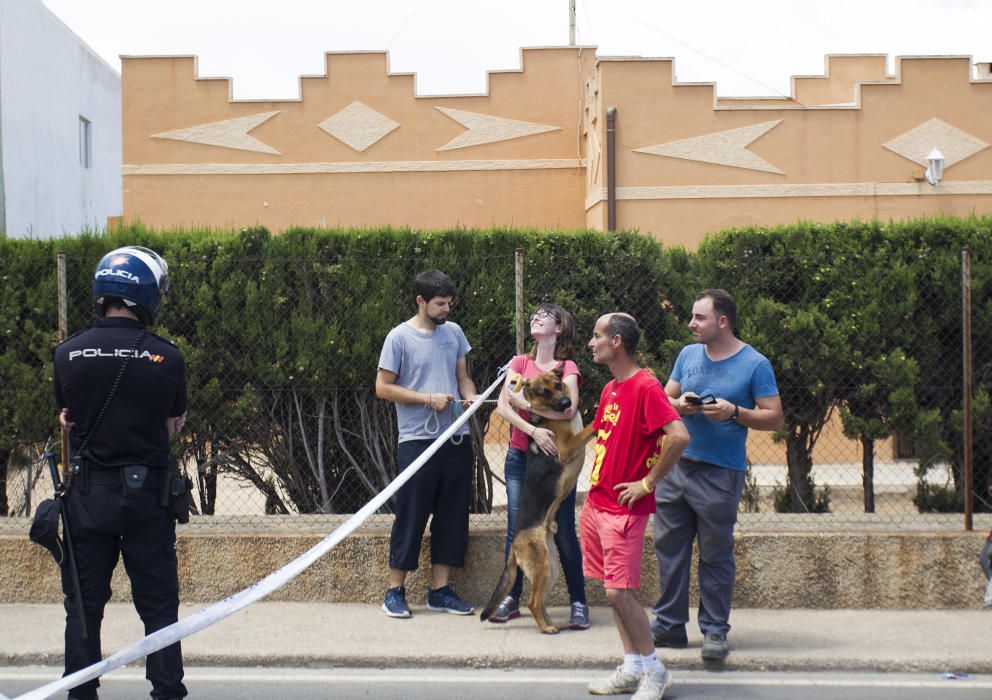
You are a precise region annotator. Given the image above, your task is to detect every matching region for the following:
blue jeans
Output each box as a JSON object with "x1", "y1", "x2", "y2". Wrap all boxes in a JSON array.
[{"x1": 503, "y1": 447, "x2": 586, "y2": 604}]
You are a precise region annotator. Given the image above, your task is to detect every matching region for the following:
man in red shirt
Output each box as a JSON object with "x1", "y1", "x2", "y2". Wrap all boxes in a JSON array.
[{"x1": 582, "y1": 313, "x2": 689, "y2": 700}]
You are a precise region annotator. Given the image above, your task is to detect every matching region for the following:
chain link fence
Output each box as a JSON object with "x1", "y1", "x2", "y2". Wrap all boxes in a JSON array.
[{"x1": 2, "y1": 237, "x2": 990, "y2": 532}]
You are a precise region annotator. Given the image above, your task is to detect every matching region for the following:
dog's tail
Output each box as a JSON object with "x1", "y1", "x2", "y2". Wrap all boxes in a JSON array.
[{"x1": 479, "y1": 553, "x2": 518, "y2": 622}]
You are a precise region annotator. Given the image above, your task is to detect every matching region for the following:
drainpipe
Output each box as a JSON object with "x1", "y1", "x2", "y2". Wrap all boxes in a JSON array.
[{"x1": 606, "y1": 107, "x2": 616, "y2": 232}]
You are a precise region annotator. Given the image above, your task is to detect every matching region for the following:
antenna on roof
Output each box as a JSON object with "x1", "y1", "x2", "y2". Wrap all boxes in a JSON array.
[{"x1": 569, "y1": 0, "x2": 577, "y2": 45}]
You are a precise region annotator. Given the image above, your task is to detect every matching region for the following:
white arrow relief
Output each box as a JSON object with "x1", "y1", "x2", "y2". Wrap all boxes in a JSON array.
[
  {"x1": 436, "y1": 107, "x2": 560, "y2": 151},
  {"x1": 634, "y1": 120, "x2": 784, "y2": 174},
  {"x1": 152, "y1": 111, "x2": 281, "y2": 155}
]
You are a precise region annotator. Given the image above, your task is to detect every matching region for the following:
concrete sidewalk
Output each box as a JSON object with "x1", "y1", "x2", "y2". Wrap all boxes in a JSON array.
[{"x1": 2, "y1": 603, "x2": 990, "y2": 674}]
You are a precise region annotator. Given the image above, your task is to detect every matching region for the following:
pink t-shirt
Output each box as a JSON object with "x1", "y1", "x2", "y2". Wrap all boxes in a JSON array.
[{"x1": 507, "y1": 354, "x2": 581, "y2": 452}]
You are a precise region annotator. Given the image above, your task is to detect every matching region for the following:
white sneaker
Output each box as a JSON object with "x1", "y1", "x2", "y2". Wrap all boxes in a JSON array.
[
  {"x1": 983, "y1": 578, "x2": 992, "y2": 609},
  {"x1": 631, "y1": 668, "x2": 672, "y2": 700},
  {"x1": 588, "y1": 665, "x2": 641, "y2": 695}
]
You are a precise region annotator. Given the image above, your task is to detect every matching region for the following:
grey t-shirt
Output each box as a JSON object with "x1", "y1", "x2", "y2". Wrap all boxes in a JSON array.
[{"x1": 378, "y1": 321, "x2": 471, "y2": 442}]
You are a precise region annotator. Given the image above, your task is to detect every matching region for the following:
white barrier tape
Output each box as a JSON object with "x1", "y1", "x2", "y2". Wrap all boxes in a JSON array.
[{"x1": 10, "y1": 366, "x2": 509, "y2": 700}]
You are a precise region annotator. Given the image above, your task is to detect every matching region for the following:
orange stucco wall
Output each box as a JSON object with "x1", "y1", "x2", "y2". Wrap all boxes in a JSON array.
[
  {"x1": 123, "y1": 50, "x2": 992, "y2": 245},
  {"x1": 590, "y1": 54, "x2": 992, "y2": 245},
  {"x1": 123, "y1": 49, "x2": 593, "y2": 232}
]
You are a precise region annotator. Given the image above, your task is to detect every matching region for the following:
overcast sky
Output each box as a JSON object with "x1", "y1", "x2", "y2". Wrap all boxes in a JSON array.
[{"x1": 43, "y1": 0, "x2": 992, "y2": 99}]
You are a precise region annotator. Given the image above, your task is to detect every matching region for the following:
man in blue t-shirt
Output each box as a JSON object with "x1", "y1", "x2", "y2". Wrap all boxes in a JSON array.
[
  {"x1": 376, "y1": 270, "x2": 479, "y2": 619},
  {"x1": 651, "y1": 289, "x2": 783, "y2": 663}
]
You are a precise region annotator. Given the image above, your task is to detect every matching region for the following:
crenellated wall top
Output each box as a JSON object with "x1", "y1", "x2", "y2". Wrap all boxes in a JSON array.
[{"x1": 122, "y1": 46, "x2": 992, "y2": 241}]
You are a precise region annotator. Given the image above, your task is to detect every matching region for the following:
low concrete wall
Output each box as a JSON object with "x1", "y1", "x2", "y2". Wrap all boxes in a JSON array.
[{"x1": 2, "y1": 523, "x2": 986, "y2": 609}]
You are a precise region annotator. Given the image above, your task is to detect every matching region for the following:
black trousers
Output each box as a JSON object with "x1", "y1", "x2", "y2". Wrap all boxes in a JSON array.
[
  {"x1": 389, "y1": 438, "x2": 474, "y2": 572},
  {"x1": 62, "y1": 479, "x2": 186, "y2": 700}
]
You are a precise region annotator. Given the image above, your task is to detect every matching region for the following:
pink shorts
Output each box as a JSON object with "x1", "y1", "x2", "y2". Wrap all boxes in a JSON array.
[{"x1": 579, "y1": 504, "x2": 651, "y2": 590}]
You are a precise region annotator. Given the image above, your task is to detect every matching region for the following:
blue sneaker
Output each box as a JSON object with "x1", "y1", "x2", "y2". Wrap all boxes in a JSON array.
[
  {"x1": 426, "y1": 585, "x2": 475, "y2": 615},
  {"x1": 381, "y1": 586, "x2": 412, "y2": 618},
  {"x1": 569, "y1": 601, "x2": 591, "y2": 630},
  {"x1": 488, "y1": 595, "x2": 521, "y2": 623}
]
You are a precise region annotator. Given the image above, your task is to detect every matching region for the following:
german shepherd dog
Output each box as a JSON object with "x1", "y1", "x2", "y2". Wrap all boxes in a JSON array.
[{"x1": 480, "y1": 366, "x2": 596, "y2": 633}]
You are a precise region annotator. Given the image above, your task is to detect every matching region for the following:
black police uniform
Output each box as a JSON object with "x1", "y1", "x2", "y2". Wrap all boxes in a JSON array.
[{"x1": 53, "y1": 316, "x2": 187, "y2": 700}]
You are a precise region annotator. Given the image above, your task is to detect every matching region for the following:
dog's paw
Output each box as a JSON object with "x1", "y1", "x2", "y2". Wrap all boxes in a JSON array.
[{"x1": 540, "y1": 625, "x2": 561, "y2": 635}]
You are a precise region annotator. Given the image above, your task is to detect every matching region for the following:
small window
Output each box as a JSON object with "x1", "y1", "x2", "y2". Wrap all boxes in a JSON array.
[
  {"x1": 893, "y1": 432, "x2": 918, "y2": 460},
  {"x1": 79, "y1": 116, "x2": 92, "y2": 168}
]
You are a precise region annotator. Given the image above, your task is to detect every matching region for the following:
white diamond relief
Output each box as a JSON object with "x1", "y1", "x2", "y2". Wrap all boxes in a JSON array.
[
  {"x1": 883, "y1": 118, "x2": 989, "y2": 168},
  {"x1": 320, "y1": 101, "x2": 400, "y2": 152}
]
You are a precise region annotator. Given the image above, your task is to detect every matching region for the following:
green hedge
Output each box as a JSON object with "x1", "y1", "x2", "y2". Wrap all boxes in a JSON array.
[
  {"x1": 1, "y1": 218, "x2": 989, "y2": 515},
  {"x1": 0, "y1": 225, "x2": 684, "y2": 515}
]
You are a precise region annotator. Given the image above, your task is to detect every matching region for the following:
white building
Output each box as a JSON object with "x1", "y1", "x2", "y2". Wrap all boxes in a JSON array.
[{"x1": 0, "y1": 0, "x2": 121, "y2": 238}]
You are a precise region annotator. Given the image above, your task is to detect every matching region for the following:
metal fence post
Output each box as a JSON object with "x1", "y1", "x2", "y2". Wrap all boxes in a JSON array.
[
  {"x1": 962, "y1": 244, "x2": 973, "y2": 531},
  {"x1": 515, "y1": 248, "x2": 525, "y2": 356},
  {"x1": 23, "y1": 454, "x2": 32, "y2": 517},
  {"x1": 57, "y1": 251, "x2": 68, "y2": 341}
]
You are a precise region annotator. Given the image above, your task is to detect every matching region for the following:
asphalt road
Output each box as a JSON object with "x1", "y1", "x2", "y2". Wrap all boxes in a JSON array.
[{"x1": 2, "y1": 667, "x2": 991, "y2": 700}]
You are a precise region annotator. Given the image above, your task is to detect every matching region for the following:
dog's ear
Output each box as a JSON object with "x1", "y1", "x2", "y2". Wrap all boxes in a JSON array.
[
  {"x1": 552, "y1": 364, "x2": 565, "y2": 378},
  {"x1": 512, "y1": 375, "x2": 534, "y2": 399}
]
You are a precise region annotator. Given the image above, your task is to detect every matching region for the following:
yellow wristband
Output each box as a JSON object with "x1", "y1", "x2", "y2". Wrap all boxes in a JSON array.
[{"x1": 642, "y1": 477, "x2": 652, "y2": 493}]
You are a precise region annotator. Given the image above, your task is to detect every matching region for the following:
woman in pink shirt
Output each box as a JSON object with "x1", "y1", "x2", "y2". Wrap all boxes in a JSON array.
[{"x1": 489, "y1": 302, "x2": 589, "y2": 629}]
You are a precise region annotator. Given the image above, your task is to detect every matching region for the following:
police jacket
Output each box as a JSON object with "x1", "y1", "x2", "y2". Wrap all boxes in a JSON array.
[{"x1": 53, "y1": 316, "x2": 187, "y2": 469}]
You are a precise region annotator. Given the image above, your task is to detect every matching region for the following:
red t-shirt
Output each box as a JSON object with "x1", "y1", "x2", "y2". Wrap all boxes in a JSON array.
[
  {"x1": 507, "y1": 354, "x2": 581, "y2": 452},
  {"x1": 587, "y1": 368, "x2": 682, "y2": 516}
]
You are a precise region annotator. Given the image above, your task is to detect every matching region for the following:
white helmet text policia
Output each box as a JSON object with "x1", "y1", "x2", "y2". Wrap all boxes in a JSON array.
[{"x1": 92, "y1": 246, "x2": 170, "y2": 326}]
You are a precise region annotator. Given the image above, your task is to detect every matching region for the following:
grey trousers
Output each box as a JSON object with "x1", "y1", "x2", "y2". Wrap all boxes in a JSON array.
[{"x1": 651, "y1": 458, "x2": 745, "y2": 637}]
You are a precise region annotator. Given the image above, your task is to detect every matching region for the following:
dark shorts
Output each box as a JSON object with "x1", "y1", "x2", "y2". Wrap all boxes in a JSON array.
[{"x1": 388, "y1": 437, "x2": 474, "y2": 571}]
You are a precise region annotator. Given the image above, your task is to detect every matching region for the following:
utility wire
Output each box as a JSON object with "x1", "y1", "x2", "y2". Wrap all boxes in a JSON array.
[
  {"x1": 597, "y1": 0, "x2": 804, "y2": 103},
  {"x1": 386, "y1": 0, "x2": 429, "y2": 50},
  {"x1": 580, "y1": 0, "x2": 597, "y2": 45}
]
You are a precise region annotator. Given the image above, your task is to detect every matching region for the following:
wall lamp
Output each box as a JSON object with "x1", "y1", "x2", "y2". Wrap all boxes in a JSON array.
[{"x1": 925, "y1": 147, "x2": 945, "y2": 186}]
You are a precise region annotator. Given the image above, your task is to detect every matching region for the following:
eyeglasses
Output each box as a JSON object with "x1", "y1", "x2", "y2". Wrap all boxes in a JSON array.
[{"x1": 530, "y1": 309, "x2": 560, "y2": 322}]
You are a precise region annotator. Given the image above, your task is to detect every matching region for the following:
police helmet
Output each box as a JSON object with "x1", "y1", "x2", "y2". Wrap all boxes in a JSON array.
[{"x1": 92, "y1": 246, "x2": 170, "y2": 325}]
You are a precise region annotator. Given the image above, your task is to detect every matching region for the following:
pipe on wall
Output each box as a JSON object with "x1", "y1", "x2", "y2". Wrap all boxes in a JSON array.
[{"x1": 606, "y1": 107, "x2": 617, "y2": 232}]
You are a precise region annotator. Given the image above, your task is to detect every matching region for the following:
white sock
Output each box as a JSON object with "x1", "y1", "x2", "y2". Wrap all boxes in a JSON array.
[
  {"x1": 622, "y1": 654, "x2": 642, "y2": 675},
  {"x1": 984, "y1": 578, "x2": 992, "y2": 608},
  {"x1": 641, "y1": 653, "x2": 664, "y2": 673}
]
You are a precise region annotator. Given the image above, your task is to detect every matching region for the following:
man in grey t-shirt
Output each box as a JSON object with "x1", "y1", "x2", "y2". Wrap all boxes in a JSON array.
[{"x1": 375, "y1": 270, "x2": 479, "y2": 618}]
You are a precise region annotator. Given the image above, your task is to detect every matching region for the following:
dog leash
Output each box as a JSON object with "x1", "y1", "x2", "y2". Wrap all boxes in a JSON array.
[
  {"x1": 421, "y1": 362, "x2": 512, "y2": 444},
  {"x1": 424, "y1": 402, "x2": 493, "y2": 445}
]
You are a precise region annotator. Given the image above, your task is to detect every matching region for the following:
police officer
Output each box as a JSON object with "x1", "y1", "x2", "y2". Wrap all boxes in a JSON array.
[{"x1": 53, "y1": 246, "x2": 188, "y2": 700}]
